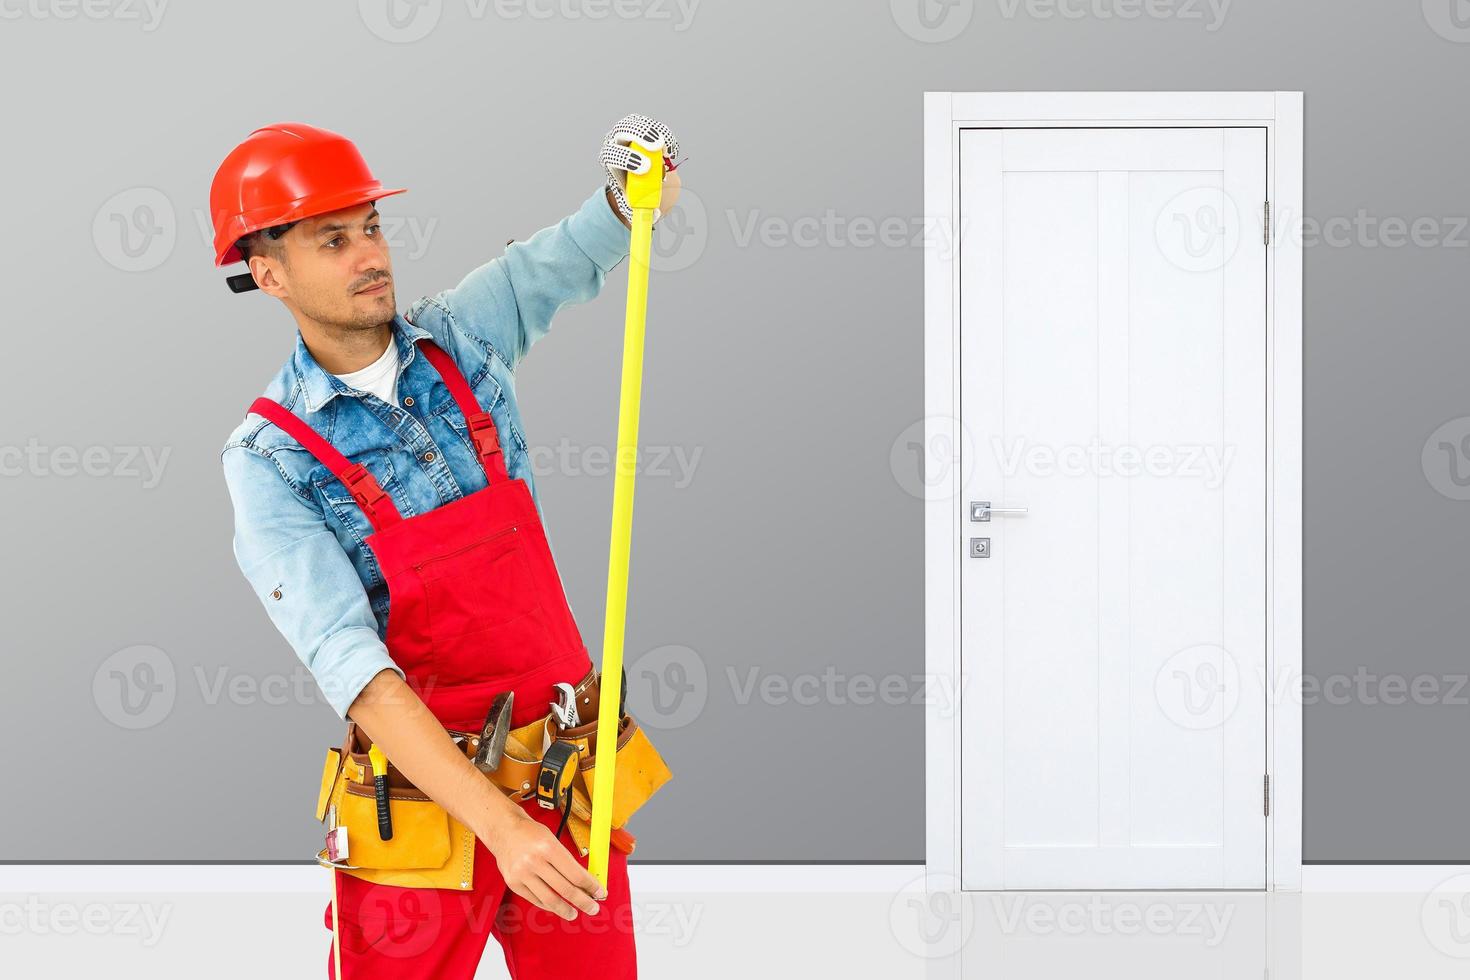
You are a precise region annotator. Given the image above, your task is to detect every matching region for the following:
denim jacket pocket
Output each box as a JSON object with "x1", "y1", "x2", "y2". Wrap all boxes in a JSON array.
[
  {"x1": 428, "y1": 371, "x2": 528, "y2": 473},
  {"x1": 444, "y1": 406, "x2": 527, "y2": 467},
  {"x1": 312, "y1": 449, "x2": 405, "y2": 555}
]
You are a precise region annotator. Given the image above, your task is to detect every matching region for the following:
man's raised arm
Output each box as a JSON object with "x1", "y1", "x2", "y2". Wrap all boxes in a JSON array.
[{"x1": 412, "y1": 187, "x2": 633, "y2": 371}]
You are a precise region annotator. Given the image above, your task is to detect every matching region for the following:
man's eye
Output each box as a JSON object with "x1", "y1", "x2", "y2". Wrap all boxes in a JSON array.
[
  {"x1": 326, "y1": 236, "x2": 343, "y2": 249},
  {"x1": 367, "y1": 223, "x2": 381, "y2": 236}
]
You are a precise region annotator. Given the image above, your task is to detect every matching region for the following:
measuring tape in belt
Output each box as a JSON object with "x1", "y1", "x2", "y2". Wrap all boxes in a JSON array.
[{"x1": 536, "y1": 739, "x2": 580, "y2": 841}]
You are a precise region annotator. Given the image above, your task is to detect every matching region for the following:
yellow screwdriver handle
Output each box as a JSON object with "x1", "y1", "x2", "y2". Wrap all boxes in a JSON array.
[
  {"x1": 368, "y1": 744, "x2": 393, "y2": 841},
  {"x1": 588, "y1": 136, "x2": 664, "y2": 887}
]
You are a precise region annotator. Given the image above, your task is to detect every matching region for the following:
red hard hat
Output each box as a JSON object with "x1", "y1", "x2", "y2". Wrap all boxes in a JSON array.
[{"x1": 209, "y1": 122, "x2": 406, "y2": 269}]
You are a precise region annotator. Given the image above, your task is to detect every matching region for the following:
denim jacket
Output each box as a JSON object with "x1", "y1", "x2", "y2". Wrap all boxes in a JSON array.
[{"x1": 221, "y1": 187, "x2": 631, "y2": 719}]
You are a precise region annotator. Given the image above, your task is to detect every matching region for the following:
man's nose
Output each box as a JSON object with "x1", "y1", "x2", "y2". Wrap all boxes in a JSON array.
[{"x1": 352, "y1": 234, "x2": 390, "y2": 274}]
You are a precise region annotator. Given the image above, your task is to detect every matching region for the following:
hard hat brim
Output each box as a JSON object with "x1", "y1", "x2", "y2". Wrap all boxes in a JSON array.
[{"x1": 214, "y1": 185, "x2": 408, "y2": 267}]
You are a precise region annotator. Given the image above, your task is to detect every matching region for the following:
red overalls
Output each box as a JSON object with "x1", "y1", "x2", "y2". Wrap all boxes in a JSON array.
[{"x1": 249, "y1": 337, "x2": 636, "y2": 979}]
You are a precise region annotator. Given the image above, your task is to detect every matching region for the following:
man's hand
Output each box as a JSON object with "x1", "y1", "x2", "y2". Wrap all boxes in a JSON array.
[
  {"x1": 346, "y1": 670, "x2": 607, "y2": 918},
  {"x1": 604, "y1": 168, "x2": 681, "y2": 230},
  {"x1": 483, "y1": 807, "x2": 608, "y2": 920},
  {"x1": 601, "y1": 112, "x2": 682, "y2": 227}
]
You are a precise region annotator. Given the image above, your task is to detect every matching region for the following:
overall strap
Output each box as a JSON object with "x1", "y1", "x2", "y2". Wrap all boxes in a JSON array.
[
  {"x1": 248, "y1": 397, "x2": 403, "y2": 532},
  {"x1": 416, "y1": 338, "x2": 510, "y2": 484}
]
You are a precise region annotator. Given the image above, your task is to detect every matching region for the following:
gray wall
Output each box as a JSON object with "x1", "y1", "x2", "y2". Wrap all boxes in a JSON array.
[{"x1": 2, "y1": 0, "x2": 1467, "y2": 863}]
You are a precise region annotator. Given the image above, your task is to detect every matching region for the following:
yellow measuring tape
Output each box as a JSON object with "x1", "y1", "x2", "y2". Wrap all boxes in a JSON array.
[{"x1": 588, "y1": 137, "x2": 664, "y2": 886}]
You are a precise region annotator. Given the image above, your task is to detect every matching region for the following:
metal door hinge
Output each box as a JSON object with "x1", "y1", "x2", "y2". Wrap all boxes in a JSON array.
[
  {"x1": 1264, "y1": 201, "x2": 1271, "y2": 245},
  {"x1": 1264, "y1": 774, "x2": 1271, "y2": 816}
]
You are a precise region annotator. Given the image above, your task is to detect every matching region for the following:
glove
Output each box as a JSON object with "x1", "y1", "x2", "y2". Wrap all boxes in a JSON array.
[{"x1": 600, "y1": 113, "x2": 681, "y2": 222}]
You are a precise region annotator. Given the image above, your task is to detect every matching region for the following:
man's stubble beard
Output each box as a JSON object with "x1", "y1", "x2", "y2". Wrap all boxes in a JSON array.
[{"x1": 301, "y1": 287, "x2": 396, "y2": 335}]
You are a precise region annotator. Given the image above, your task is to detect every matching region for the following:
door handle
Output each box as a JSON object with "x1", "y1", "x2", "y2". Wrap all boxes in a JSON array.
[{"x1": 970, "y1": 500, "x2": 1028, "y2": 522}]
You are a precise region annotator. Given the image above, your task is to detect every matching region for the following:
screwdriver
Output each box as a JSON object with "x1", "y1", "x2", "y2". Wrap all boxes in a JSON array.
[{"x1": 368, "y1": 743, "x2": 393, "y2": 841}]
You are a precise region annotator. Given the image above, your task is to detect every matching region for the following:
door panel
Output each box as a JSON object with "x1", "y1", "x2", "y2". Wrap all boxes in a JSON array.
[{"x1": 958, "y1": 128, "x2": 1267, "y2": 890}]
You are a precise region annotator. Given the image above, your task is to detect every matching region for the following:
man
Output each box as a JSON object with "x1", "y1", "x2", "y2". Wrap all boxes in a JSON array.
[{"x1": 215, "y1": 116, "x2": 680, "y2": 978}]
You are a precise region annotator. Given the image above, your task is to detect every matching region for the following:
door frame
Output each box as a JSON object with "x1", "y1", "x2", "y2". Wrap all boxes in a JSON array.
[{"x1": 923, "y1": 92, "x2": 1305, "y2": 891}]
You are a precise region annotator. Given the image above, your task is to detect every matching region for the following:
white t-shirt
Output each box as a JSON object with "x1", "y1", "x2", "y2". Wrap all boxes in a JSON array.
[{"x1": 334, "y1": 337, "x2": 400, "y2": 405}]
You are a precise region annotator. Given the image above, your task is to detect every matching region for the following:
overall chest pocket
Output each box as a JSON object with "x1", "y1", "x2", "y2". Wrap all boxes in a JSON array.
[{"x1": 410, "y1": 525, "x2": 550, "y2": 678}]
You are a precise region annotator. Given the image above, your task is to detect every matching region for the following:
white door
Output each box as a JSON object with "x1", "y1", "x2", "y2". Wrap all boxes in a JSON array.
[{"x1": 958, "y1": 127, "x2": 1268, "y2": 890}]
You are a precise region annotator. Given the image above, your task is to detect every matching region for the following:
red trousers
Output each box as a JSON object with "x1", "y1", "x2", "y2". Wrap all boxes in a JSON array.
[{"x1": 325, "y1": 796, "x2": 635, "y2": 978}]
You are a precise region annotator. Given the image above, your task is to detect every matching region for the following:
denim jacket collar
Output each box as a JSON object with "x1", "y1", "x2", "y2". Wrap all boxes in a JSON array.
[{"x1": 292, "y1": 314, "x2": 434, "y2": 414}]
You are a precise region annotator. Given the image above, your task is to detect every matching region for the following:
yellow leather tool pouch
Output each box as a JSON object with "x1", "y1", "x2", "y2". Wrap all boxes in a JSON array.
[
  {"x1": 310, "y1": 669, "x2": 672, "y2": 881},
  {"x1": 313, "y1": 725, "x2": 478, "y2": 892},
  {"x1": 537, "y1": 671, "x2": 674, "y2": 856},
  {"x1": 550, "y1": 715, "x2": 671, "y2": 857},
  {"x1": 605, "y1": 715, "x2": 673, "y2": 828}
]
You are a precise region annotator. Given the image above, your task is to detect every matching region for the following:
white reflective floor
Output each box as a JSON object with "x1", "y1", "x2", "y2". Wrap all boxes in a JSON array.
[{"x1": 3, "y1": 866, "x2": 1469, "y2": 978}]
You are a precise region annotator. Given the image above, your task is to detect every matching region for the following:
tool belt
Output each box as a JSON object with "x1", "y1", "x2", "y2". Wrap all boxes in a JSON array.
[{"x1": 313, "y1": 666, "x2": 672, "y2": 891}]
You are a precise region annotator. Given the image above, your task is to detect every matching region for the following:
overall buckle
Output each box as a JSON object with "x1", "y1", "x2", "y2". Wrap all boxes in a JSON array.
[
  {"x1": 466, "y1": 412, "x2": 504, "y2": 460},
  {"x1": 342, "y1": 463, "x2": 390, "y2": 519}
]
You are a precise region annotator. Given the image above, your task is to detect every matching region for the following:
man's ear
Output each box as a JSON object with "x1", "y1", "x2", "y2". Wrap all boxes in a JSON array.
[{"x1": 250, "y1": 255, "x2": 288, "y2": 299}]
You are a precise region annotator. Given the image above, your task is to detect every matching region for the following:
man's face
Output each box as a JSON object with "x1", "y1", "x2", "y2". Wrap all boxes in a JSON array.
[{"x1": 254, "y1": 201, "x2": 396, "y2": 331}]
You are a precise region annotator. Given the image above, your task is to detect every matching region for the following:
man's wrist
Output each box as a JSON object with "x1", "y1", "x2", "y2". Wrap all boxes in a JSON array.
[
  {"x1": 469, "y1": 774, "x2": 530, "y2": 851},
  {"x1": 605, "y1": 185, "x2": 631, "y2": 229}
]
